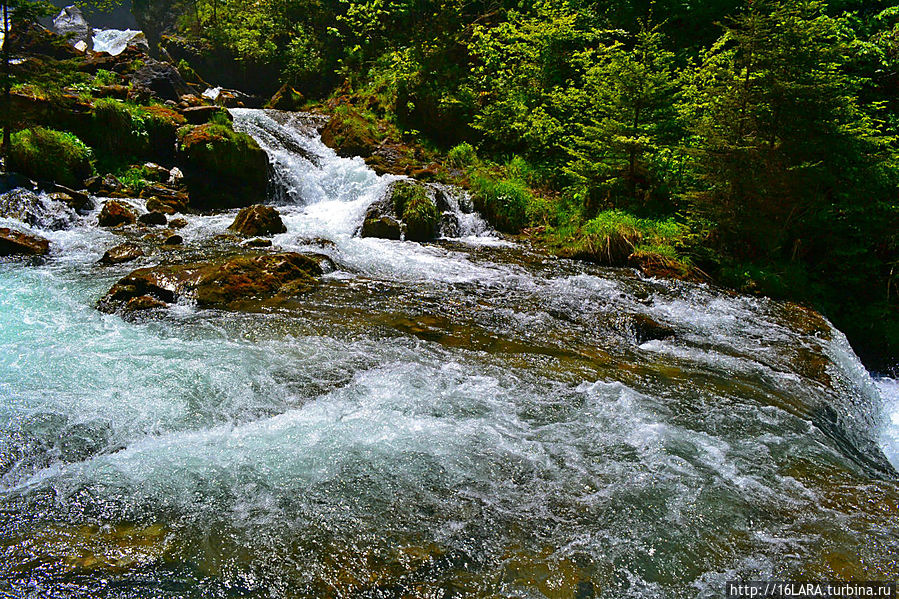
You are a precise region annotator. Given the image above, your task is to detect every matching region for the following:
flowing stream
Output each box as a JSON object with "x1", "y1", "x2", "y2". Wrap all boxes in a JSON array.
[{"x1": 0, "y1": 109, "x2": 897, "y2": 598}]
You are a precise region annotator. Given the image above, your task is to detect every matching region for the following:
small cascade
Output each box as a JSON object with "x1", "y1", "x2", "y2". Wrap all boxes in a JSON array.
[{"x1": 91, "y1": 28, "x2": 148, "y2": 56}]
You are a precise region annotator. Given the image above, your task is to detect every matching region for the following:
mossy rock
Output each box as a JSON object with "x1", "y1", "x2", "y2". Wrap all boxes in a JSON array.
[
  {"x1": 177, "y1": 123, "x2": 269, "y2": 210},
  {"x1": 402, "y1": 192, "x2": 439, "y2": 242},
  {"x1": 320, "y1": 109, "x2": 379, "y2": 158},
  {"x1": 9, "y1": 127, "x2": 94, "y2": 189},
  {"x1": 98, "y1": 252, "x2": 323, "y2": 313}
]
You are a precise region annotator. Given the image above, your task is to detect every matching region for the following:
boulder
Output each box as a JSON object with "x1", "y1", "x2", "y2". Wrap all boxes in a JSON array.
[
  {"x1": 177, "y1": 123, "x2": 269, "y2": 210},
  {"x1": 138, "y1": 211, "x2": 167, "y2": 226},
  {"x1": 98, "y1": 252, "x2": 323, "y2": 312},
  {"x1": 52, "y1": 6, "x2": 93, "y2": 50},
  {"x1": 51, "y1": 185, "x2": 92, "y2": 212},
  {"x1": 162, "y1": 233, "x2": 182, "y2": 245},
  {"x1": 99, "y1": 243, "x2": 144, "y2": 265},
  {"x1": 320, "y1": 110, "x2": 378, "y2": 158},
  {"x1": 228, "y1": 205, "x2": 286, "y2": 237},
  {"x1": 129, "y1": 58, "x2": 192, "y2": 102},
  {"x1": 0, "y1": 228, "x2": 50, "y2": 256},
  {"x1": 266, "y1": 84, "x2": 304, "y2": 111},
  {"x1": 182, "y1": 105, "x2": 230, "y2": 125},
  {"x1": 98, "y1": 200, "x2": 137, "y2": 227},
  {"x1": 357, "y1": 180, "x2": 438, "y2": 242},
  {"x1": 168, "y1": 217, "x2": 188, "y2": 229},
  {"x1": 629, "y1": 314, "x2": 675, "y2": 344},
  {"x1": 360, "y1": 215, "x2": 402, "y2": 240}
]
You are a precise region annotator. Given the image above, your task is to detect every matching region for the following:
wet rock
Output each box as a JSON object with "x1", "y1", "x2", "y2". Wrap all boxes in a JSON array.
[
  {"x1": 168, "y1": 217, "x2": 188, "y2": 229},
  {"x1": 98, "y1": 252, "x2": 323, "y2": 312},
  {"x1": 126, "y1": 295, "x2": 169, "y2": 311},
  {"x1": 99, "y1": 243, "x2": 144, "y2": 265},
  {"x1": 53, "y1": 6, "x2": 93, "y2": 50},
  {"x1": 138, "y1": 211, "x2": 167, "y2": 226},
  {"x1": 51, "y1": 185, "x2": 92, "y2": 212},
  {"x1": 630, "y1": 314, "x2": 675, "y2": 344},
  {"x1": 438, "y1": 212, "x2": 461, "y2": 238},
  {"x1": 0, "y1": 227, "x2": 50, "y2": 256},
  {"x1": 97, "y1": 201, "x2": 136, "y2": 227},
  {"x1": 162, "y1": 234, "x2": 183, "y2": 245},
  {"x1": 86, "y1": 174, "x2": 123, "y2": 196},
  {"x1": 228, "y1": 205, "x2": 286, "y2": 237},
  {"x1": 365, "y1": 142, "x2": 415, "y2": 176},
  {"x1": 143, "y1": 189, "x2": 189, "y2": 215},
  {"x1": 243, "y1": 237, "x2": 273, "y2": 248},
  {"x1": 360, "y1": 215, "x2": 402, "y2": 240},
  {"x1": 142, "y1": 163, "x2": 171, "y2": 182}
]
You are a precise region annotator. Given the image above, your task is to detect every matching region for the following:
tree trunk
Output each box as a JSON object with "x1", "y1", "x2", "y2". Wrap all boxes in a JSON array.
[{"x1": 2, "y1": 0, "x2": 10, "y2": 165}]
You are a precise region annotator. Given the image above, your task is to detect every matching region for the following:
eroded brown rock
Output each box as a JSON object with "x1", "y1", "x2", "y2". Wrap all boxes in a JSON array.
[
  {"x1": 0, "y1": 227, "x2": 50, "y2": 256},
  {"x1": 98, "y1": 252, "x2": 323, "y2": 313}
]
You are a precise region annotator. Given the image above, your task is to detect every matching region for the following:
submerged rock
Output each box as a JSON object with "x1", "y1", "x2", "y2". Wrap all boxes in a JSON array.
[
  {"x1": 97, "y1": 201, "x2": 137, "y2": 227},
  {"x1": 98, "y1": 252, "x2": 323, "y2": 312},
  {"x1": 99, "y1": 243, "x2": 144, "y2": 265},
  {"x1": 228, "y1": 205, "x2": 286, "y2": 237},
  {"x1": 629, "y1": 314, "x2": 675, "y2": 344},
  {"x1": 0, "y1": 227, "x2": 50, "y2": 256}
]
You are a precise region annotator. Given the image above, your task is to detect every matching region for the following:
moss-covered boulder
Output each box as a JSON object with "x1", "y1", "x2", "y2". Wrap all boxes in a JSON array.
[
  {"x1": 0, "y1": 227, "x2": 50, "y2": 256},
  {"x1": 98, "y1": 252, "x2": 323, "y2": 313},
  {"x1": 177, "y1": 123, "x2": 269, "y2": 210},
  {"x1": 320, "y1": 109, "x2": 379, "y2": 158},
  {"x1": 401, "y1": 190, "x2": 439, "y2": 242},
  {"x1": 9, "y1": 128, "x2": 94, "y2": 189},
  {"x1": 358, "y1": 180, "x2": 439, "y2": 242}
]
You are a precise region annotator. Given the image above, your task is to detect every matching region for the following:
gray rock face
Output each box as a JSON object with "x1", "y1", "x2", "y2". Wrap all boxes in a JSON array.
[
  {"x1": 130, "y1": 58, "x2": 192, "y2": 102},
  {"x1": 53, "y1": 6, "x2": 93, "y2": 50}
]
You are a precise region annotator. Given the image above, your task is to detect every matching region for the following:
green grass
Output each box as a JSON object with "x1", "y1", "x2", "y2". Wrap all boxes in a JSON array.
[
  {"x1": 402, "y1": 190, "x2": 439, "y2": 241},
  {"x1": 9, "y1": 127, "x2": 94, "y2": 188},
  {"x1": 446, "y1": 142, "x2": 476, "y2": 168}
]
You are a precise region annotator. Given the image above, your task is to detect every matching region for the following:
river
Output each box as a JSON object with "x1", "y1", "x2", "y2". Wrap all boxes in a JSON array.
[{"x1": 0, "y1": 109, "x2": 896, "y2": 598}]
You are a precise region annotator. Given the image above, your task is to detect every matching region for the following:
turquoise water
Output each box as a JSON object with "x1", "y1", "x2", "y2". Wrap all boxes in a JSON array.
[{"x1": 0, "y1": 111, "x2": 896, "y2": 597}]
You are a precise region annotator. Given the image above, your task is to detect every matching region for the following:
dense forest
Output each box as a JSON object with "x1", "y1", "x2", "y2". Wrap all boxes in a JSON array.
[{"x1": 6, "y1": 0, "x2": 899, "y2": 366}]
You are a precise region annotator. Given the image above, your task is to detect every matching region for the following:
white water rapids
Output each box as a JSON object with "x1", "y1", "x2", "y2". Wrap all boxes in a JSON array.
[{"x1": 0, "y1": 109, "x2": 897, "y2": 597}]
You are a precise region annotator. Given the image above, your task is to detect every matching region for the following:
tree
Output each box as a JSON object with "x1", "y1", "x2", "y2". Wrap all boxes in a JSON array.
[
  {"x1": 681, "y1": 0, "x2": 894, "y2": 257},
  {"x1": 566, "y1": 23, "x2": 679, "y2": 215},
  {"x1": 2, "y1": 0, "x2": 54, "y2": 162}
]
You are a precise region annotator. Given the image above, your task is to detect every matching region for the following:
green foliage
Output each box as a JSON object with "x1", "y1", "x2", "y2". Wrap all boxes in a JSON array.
[
  {"x1": 91, "y1": 98, "x2": 150, "y2": 156},
  {"x1": 9, "y1": 127, "x2": 94, "y2": 188},
  {"x1": 446, "y1": 142, "x2": 476, "y2": 168},
  {"x1": 391, "y1": 180, "x2": 427, "y2": 216},
  {"x1": 470, "y1": 172, "x2": 531, "y2": 234},
  {"x1": 116, "y1": 165, "x2": 151, "y2": 192},
  {"x1": 401, "y1": 188, "x2": 439, "y2": 241}
]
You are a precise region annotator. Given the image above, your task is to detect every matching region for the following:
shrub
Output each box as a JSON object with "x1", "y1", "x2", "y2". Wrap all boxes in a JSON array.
[
  {"x1": 561, "y1": 210, "x2": 688, "y2": 268},
  {"x1": 9, "y1": 127, "x2": 94, "y2": 188},
  {"x1": 446, "y1": 142, "x2": 476, "y2": 168},
  {"x1": 470, "y1": 173, "x2": 530, "y2": 233}
]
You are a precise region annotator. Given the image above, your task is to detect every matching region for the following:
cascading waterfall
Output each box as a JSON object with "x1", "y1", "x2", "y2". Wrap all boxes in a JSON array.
[{"x1": 0, "y1": 108, "x2": 897, "y2": 597}]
